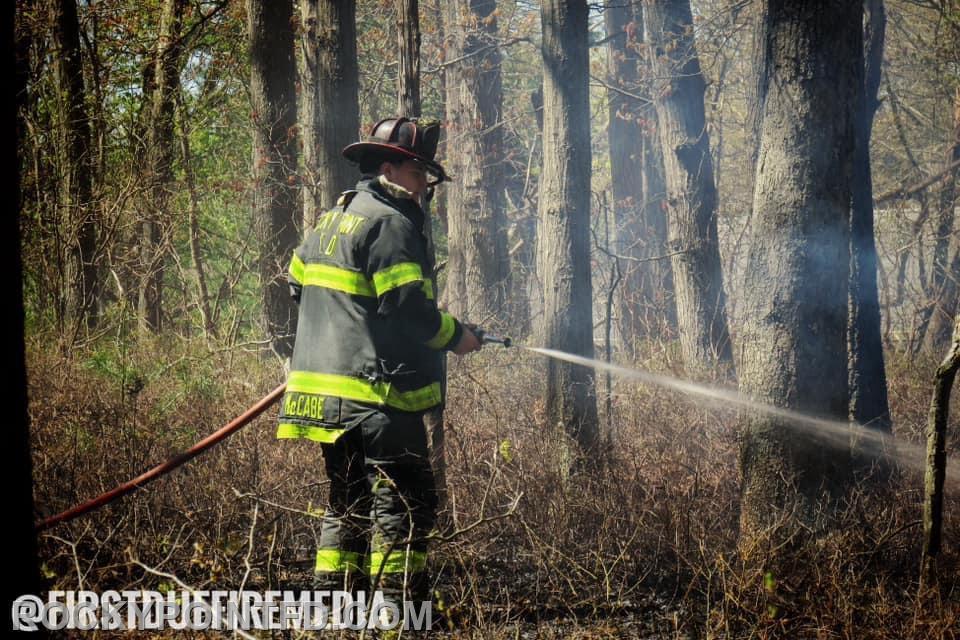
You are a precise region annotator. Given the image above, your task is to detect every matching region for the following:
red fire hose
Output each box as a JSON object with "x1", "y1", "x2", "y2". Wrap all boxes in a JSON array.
[{"x1": 35, "y1": 383, "x2": 286, "y2": 533}]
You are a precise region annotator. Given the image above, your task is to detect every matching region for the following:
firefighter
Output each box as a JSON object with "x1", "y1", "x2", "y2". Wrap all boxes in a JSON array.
[{"x1": 277, "y1": 116, "x2": 481, "y2": 614}]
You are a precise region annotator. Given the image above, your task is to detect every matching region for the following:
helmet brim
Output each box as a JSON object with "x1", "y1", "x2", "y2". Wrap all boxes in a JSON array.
[{"x1": 342, "y1": 141, "x2": 450, "y2": 183}]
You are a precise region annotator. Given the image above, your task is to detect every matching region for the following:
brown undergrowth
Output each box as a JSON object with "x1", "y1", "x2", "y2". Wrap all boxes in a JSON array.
[{"x1": 28, "y1": 333, "x2": 960, "y2": 638}]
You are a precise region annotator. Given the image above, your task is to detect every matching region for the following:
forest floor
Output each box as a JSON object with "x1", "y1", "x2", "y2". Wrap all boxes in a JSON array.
[{"x1": 27, "y1": 331, "x2": 960, "y2": 638}]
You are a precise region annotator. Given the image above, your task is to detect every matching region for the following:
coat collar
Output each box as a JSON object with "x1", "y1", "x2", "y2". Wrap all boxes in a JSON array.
[{"x1": 357, "y1": 176, "x2": 425, "y2": 232}]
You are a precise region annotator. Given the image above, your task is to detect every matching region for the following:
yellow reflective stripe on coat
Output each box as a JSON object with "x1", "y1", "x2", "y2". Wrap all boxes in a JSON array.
[
  {"x1": 315, "y1": 549, "x2": 364, "y2": 573},
  {"x1": 299, "y1": 263, "x2": 375, "y2": 296},
  {"x1": 372, "y1": 262, "x2": 423, "y2": 295},
  {"x1": 289, "y1": 253, "x2": 305, "y2": 284},
  {"x1": 421, "y1": 279, "x2": 434, "y2": 300},
  {"x1": 369, "y1": 550, "x2": 427, "y2": 575},
  {"x1": 425, "y1": 311, "x2": 455, "y2": 349},
  {"x1": 286, "y1": 371, "x2": 442, "y2": 412},
  {"x1": 276, "y1": 422, "x2": 345, "y2": 444}
]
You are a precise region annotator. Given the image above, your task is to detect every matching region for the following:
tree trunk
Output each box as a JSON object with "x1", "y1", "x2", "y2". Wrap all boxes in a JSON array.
[
  {"x1": 538, "y1": 0, "x2": 598, "y2": 453},
  {"x1": 644, "y1": 0, "x2": 733, "y2": 375},
  {"x1": 248, "y1": 0, "x2": 301, "y2": 356},
  {"x1": 605, "y1": 1, "x2": 675, "y2": 356},
  {"x1": 175, "y1": 91, "x2": 215, "y2": 338},
  {"x1": 924, "y1": 86, "x2": 960, "y2": 352},
  {"x1": 443, "y1": 0, "x2": 508, "y2": 324},
  {"x1": 397, "y1": 0, "x2": 420, "y2": 118},
  {"x1": 53, "y1": 0, "x2": 99, "y2": 330},
  {"x1": 6, "y1": 1, "x2": 47, "y2": 623},
  {"x1": 137, "y1": 0, "x2": 185, "y2": 333},
  {"x1": 921, "y1": 312, "x2": 960, "y2": 587},
  {"x1": 848, "y1": 0, "x2": 891, "y2": 432},
  {"x1": 299, "y1": 0, "x2": 360, "y2": 229},
  {"x1": 738, "y1": 0, "x2": 859, "y2": 544},
  {"x1": 393, "y1": 0, "x2": 452, "y2": 525}
]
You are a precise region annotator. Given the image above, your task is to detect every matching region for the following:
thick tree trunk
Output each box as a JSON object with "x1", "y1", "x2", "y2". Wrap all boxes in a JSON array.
[
  {"x1": 738, "y1": 0, "x2": 859, "y2": 544},
  {"x1": 538, "y1": 0, "x2": 598, "y2": 453},
  {"x1": 605, "y1": 2, "x2": 674, "y2": 355},
  {"x1": 443, "y1": 0, "x2": 508, "y2": 323},
  {"x1": 299, "y1": 0, "x2": 360, "y2": 229},
  {"x1": 644, "y1": 0, "x2": 733, "y2": 375},
  {"x1": 53, "y1": 0, "x2": 99, "y2": 329},
  {"x1": 248, "y1": 0, "x2": 301, "y2": 356},
  {"x1": 137, "y1": 0, "x2": 185, "y2": 333},
  {"x1": 848, "y1": 0, "x2": 891, "y2": 432},
  {"x1": 6, "y1": 1, "x2": 47, "y2": 622}
]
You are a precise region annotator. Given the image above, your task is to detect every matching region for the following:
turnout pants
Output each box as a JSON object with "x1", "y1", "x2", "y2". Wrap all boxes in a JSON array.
[{"x1": 314, "y1": 405, "x2": 437, "y2": 606}]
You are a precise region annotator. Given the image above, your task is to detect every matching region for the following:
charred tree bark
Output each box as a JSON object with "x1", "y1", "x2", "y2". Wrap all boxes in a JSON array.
[
  {"x1": 248, "y1": 0, "x2": 300, "y2": 356},
  {"x1": 739, "y1": 0, "x2": 859, "y2": 544},
  {"x1": 53, "y1": 0, "x2": 99, "y2": 330},
  {"x1": 538, "y1": 0, "x2": 598, "y2": 453},
  {"x1": 299, "y1": 0, "x2": 360, "y2": 229},
  {"x1": 605, "y1": 1, "x2": 674, "y2": 355},
  {"x1": 644, "y1": 0, "x2": 733, "y2": 375},
  {"x1": 848, "y1": 0, "x2": 891, "y2": 432},
  {"x1": 137, "y1": 0, "x2": 185, "y2": 333},
  {"x1": 443, "y1": 0, "x2": 508, "y2": 323}
]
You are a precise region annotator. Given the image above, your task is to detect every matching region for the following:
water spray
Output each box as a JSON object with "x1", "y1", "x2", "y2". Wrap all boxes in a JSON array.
[{"x1": 521, "y1": 345, "x2": 953, "y2": 485}]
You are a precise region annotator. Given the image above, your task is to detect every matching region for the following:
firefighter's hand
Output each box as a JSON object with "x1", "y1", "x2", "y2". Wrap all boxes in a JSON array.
[{"x1": 452, "y1": 326, "x2": 482, "y2": 355}]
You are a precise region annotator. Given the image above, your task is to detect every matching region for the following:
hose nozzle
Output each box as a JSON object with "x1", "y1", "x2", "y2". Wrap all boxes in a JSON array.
[
  {"x1": 466, "y1": 323, "x2": 512, "y2": 348},
  {"x1": 481, "y1": 333, "x2": 512, "y2": 348}
]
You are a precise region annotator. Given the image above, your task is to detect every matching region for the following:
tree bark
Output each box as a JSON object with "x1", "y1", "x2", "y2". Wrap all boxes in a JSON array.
[
  {"x1": 605, "y1": 1, "x2": 674, "y2": 355},
  {"x1": 848, "y1": 0, "x2": 891, "y2": 432},
  {"x1": 175, "y1": 91, "x2": 215, "y2": 338},
  {"x1": 137, "y1": 0, "x2": 185, "y2": 333},
  {"x1": 299, "y1": 0, "x2": 360, "y2": 229},
  {"x1": 921, "y1": 312, "x2": 960, "y2": 587},
  {"x1": 924, "y1": 86, "x2": 960, "y2": 352},
  {"x1": 443, "y1": 0, "x2": 509, "y2": 324},
  {"x1": 397, "y1": 0, "x2": 421, "y2": 118},
  {"x1": 248, "y1": 0, "x2": 301, "y2": 356},
  {"x1": 738, "y1": 0, "x2": 859, "y2": 544},
  {"x1": 6, "y1": 1, "x2": 47, "y2": 625},
  {"x1": 538, "y1": 0, "x2": 598, "y2": 453},
  {"x1": 52, "y1": 0, "x2": 99, "y2": 330},
  {"x1": 644, "y1": 0, "x2": 733, "y2": 375}
]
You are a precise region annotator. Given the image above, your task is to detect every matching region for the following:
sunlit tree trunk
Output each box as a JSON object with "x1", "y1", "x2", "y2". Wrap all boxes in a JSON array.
[
  {"x1": 443, "y1": 0, "x2": 508, "y2": 323},
  {"x1": 299, "y1": 0, "x2": 360, "y2": 229},
  {"x1": 644, "y1": 0, "x2": 733, "y2": 375},
  {"x1": 538, "y1": 0, "x2": 598, "y2": 453},
  {"x1": 739, "y1": 0, "x2": 859, "y2": 544},
  {"x1": 248, "y1": 0, "x2": 300, "y2": 356}
]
